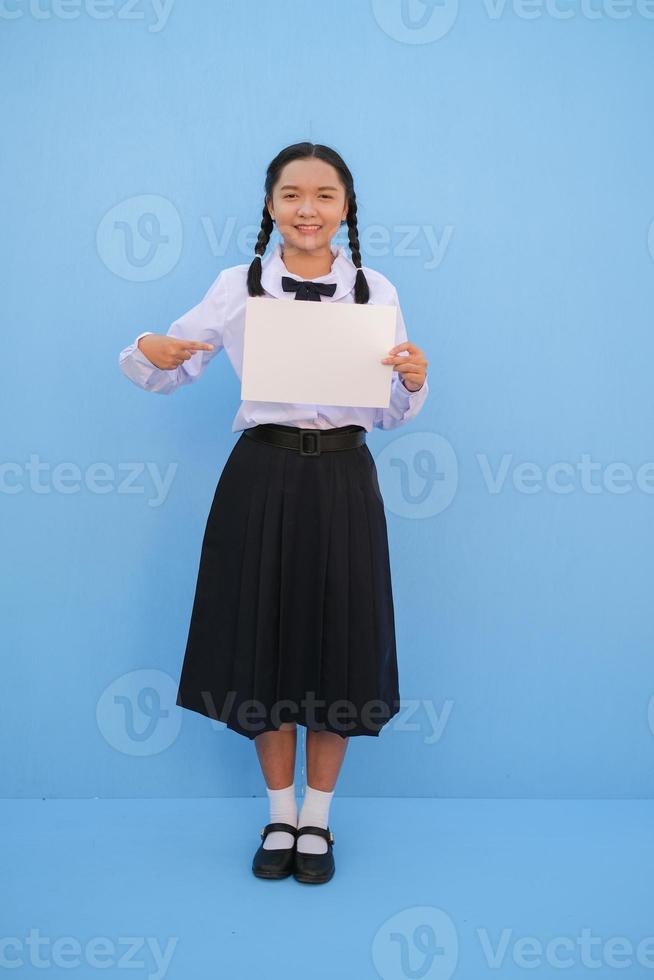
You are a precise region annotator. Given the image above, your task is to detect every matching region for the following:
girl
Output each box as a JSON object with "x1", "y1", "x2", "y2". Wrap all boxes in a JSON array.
[{"x1": 118, "y1": 142, "x2": 429, "y2": 885}]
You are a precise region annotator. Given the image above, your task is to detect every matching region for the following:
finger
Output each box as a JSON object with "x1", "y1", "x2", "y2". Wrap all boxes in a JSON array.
[
  {"x1": 381, "y1": 355, "x2": 426, "y2": 369},
  {"x1": 388, "y1": 341, "x2": 420, "y2": 355},
  {"x1": 393, "y1": 362, "x2": 427, "y2": 381},
  {"x1": 382, "y1": 352, "x2": 425, "y2": 364},
  {"x1": 394, "y1": 364, "x2": 424, "y2": 378},
  {"x1": 174, "y1": 340, "x2": 215, "y2": 351}
]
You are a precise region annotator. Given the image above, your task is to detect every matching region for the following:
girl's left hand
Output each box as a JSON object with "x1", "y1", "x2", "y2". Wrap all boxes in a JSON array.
[{"x1": 381, "y1": 341, "x2": 428, "y2": 392}]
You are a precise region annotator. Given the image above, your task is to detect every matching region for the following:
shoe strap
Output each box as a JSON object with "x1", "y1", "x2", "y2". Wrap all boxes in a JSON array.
[
  {"x1": 260, "y1": 822, "x2": 298, "y2": 840},
  {"x1": 295, "y1": 824, "x2": 334, "y2": 845}
]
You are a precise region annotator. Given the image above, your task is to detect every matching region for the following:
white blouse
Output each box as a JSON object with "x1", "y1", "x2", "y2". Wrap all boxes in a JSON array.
[{"x1": 118, "y1": 241, "x2": 429, "y2": 433}]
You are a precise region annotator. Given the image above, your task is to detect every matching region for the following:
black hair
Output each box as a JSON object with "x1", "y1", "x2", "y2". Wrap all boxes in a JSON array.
[{"x1": 246, "y1": 141, "x2": 370, "y2": 304}]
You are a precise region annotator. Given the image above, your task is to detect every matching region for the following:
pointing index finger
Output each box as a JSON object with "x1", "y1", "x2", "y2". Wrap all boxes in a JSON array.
[{"x1": 176, "y1": 340, "x2": 215, "y2": 351}]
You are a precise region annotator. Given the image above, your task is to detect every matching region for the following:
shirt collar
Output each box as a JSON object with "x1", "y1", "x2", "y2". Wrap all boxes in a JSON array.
[{"x1": 260, "y1": 241, "x2": 358, "y2": 301}]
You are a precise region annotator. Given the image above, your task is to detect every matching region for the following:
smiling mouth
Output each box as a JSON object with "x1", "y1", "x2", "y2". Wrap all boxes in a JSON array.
[{"x1": 295, "y1": 224, "x2": 322, "y2": 230}]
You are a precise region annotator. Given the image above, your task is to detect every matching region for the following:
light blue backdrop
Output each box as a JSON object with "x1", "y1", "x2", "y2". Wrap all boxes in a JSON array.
[{"x1": 3, "y1": 0, "x2": 653, "y2": 799}]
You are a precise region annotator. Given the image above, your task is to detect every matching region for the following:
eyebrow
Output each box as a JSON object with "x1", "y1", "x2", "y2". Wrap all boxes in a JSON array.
[{"x1": 279, "y1": 184, "x2": 339, "y2": 191}]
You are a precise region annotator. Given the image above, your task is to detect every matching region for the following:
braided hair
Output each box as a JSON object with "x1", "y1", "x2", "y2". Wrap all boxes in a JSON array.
[{"x1": 246, "y1": 141, "x2": 370, "y2": 304}]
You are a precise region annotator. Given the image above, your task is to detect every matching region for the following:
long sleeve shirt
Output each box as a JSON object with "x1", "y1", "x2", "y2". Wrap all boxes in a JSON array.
[{"x1": 118, "y1": 241, "x2": 429, "y2": 433}]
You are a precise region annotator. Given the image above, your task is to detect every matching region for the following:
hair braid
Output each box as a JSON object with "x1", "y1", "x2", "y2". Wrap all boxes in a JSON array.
[
  {"x1": 345, "y1": 191, "x2": 369, "y2": 304},
  {"x1": 246, "y1": 200, "x2": 274, "y2": 296}
]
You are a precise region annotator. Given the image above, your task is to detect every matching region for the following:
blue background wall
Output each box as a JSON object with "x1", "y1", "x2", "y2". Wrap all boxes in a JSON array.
[{"x1": 3, "y1": 0, "x2": 653, "y2": 798}]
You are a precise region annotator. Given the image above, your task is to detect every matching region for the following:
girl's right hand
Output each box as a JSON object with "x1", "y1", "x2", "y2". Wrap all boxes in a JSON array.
[{"x1": 137, "y1": 334, "x2": 215, "y2": 370}]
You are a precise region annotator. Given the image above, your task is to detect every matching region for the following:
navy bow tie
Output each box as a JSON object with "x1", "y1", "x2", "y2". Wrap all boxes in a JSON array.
[{"x1": 281, "y1": 275, "x2": 337, "y2": 301}]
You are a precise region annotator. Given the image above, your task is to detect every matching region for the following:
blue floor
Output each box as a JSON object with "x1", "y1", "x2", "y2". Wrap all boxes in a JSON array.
[{"x1": 2, "y1": 798, "x2": 652, "y2": 979}]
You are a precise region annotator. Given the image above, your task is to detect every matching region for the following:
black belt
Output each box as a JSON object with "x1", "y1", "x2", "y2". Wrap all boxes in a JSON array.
[{"x1": 243, "y1": 423, "x2": 366, "y2": 456}]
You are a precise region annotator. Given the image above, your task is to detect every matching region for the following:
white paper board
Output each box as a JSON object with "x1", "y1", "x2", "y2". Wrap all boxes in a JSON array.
[{"x1": 241, "y1": 297, "x2": 397, "y2": 408}]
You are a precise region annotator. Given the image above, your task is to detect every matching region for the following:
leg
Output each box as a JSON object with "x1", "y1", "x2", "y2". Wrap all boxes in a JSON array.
[
  {"x1": 305, "y1": 729, "x2": 349, "y2": 791},
  {"x1": 296, "y1": 730, "x2": 349, "y2": 856},
  {"x1": 254, "y1": 723, "x2": 298, "y2": 850},
  {"x1": 254, "y1": 722, "x2": 297, "y2": 788}
]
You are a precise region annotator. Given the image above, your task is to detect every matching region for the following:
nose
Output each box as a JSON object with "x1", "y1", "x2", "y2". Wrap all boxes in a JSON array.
[{"x1": 297, "y1": 199, "x2": 317, "y2": 216}]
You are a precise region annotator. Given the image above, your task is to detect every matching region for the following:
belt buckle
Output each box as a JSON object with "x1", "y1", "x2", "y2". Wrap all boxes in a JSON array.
[{"x1": 298, "y1": 429, "x2": 321, "y2": 456}]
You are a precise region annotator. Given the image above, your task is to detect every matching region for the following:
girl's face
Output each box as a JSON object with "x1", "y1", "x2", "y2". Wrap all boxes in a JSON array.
[{"x1": 267, "y1": 158, "x2": 349, "y2": 256}]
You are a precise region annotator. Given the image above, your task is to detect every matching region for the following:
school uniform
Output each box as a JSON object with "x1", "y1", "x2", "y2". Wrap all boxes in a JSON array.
[{"x1": 118, "y1": 242, "x2": 429, "y2": 740}]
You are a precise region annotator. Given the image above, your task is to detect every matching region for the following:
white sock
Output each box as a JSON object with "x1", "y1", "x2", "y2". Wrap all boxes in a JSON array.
[
  {"x1": 262, "y1": 782, "x2": 298, "y2": 850},
  {"x1": 296, "y1": 784, "x2": 334, "y2": 855}
]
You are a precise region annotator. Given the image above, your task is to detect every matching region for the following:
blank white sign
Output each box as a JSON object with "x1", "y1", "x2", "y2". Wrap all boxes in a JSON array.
[{"x1": 241, "y1": 297, "x2": 397, "y2": 407}]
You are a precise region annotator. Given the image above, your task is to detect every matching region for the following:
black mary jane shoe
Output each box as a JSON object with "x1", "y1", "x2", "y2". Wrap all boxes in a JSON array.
[
  {"x1": 251, "y1": 822, "x2": 298, "y2": 879},
  {"x1": 293, "y1": 825, "x2": 335, "y2": 884}
]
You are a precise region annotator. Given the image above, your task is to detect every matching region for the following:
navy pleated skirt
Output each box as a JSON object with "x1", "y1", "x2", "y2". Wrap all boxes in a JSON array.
[{"x1": 175, "y1": 423, "x2": 400, "y2": 740}]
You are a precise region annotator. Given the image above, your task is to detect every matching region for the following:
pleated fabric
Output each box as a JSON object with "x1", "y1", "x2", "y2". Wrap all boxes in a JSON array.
[{"x1": 175, "y1": 424, "x2": 400, "y2": 739}]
